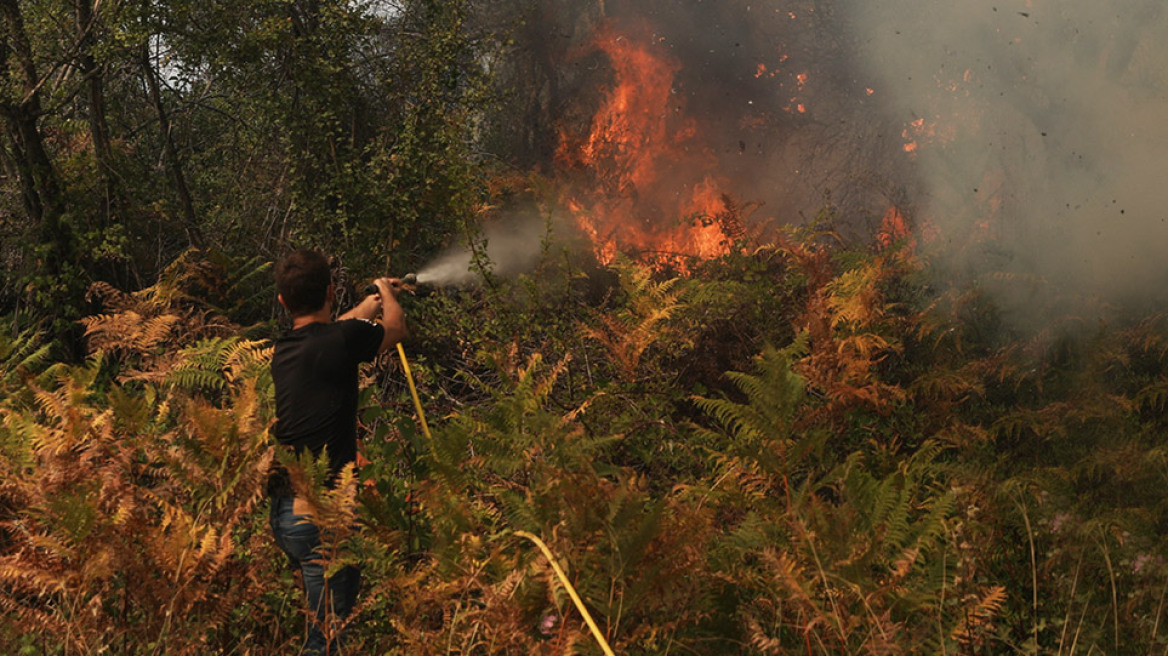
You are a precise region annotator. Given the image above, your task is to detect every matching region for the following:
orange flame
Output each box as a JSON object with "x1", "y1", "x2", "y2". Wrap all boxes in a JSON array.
[
  {"x1": 877, "y1": 206, "x2": 915, "y2": 251},
  {"x1": 557, "y1": 24, "x2": 735, "y2": 272}
]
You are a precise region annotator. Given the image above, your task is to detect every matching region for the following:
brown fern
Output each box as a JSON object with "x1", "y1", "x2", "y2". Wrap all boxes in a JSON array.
[
  {"x1": 951, "y1": 585, "x2": 1008, "y2": 646},
  {"x1": 582, "y1": 260, "x2": 685, "y2": 382}
]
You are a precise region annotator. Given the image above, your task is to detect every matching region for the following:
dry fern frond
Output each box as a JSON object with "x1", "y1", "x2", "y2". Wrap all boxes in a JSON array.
[
  {"x1": 951, "y1": 585, "x2": 1007, "y2": 644},
  {"x1": 825, "y1": 261, "x2": 886, "y2": 331},
  {"x1": 582, "y1": 259, "x2": 685, "y2": 381}
]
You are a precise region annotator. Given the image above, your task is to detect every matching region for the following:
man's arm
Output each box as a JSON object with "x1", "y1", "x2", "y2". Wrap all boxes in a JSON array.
[
  {"x1": 338, "y1": 277, "x2": 408, "y2": 353},
  {"x1": 337, "y1": 293, "x2": 378, "y2": 322}
]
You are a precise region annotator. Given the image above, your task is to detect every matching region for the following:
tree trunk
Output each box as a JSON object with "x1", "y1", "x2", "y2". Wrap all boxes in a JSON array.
[
  {"x1": 0, "y1": 0, "x2": 67, "y2": 267},
  {"x1": 75, "y1": 0, "x2": 117, "y2": 221},
  {"x1": 141, "y1": 43, "x2": 203, "y2": 250}
]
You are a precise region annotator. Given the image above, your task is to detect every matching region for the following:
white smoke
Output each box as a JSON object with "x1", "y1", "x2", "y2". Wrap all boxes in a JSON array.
[{"x1": 841, "y1": 0, "x2": 1168, "y2": 318}]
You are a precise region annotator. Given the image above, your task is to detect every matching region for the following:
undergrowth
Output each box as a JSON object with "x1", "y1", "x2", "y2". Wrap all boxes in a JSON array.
[{"x1": 3, "y1": 234, "x2": 1168, "y2": 654}]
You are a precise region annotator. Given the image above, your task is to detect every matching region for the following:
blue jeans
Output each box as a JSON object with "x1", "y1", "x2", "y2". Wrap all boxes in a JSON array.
[{"x1": 269, "y1": 497, "x2": 361, "y2": 655}]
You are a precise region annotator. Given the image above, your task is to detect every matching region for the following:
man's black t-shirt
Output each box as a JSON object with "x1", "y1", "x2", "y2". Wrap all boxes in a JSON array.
[{"x1": 271, "y1": 319, "x2": 383, "y2": 485}]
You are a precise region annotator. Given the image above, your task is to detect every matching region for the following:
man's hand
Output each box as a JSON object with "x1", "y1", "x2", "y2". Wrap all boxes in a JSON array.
[
  {"x1": 337, "y1": 277, "x2": 408, "y2": 352},
  {"x1": 339, "y1": 291, "x2": 382, "y2": 321},
  {"x1": 338, "y1": 278, "x2": 400, "y2": 321},
  {"x1": 371, "y1": 277, "x2": 403, "y2": 300},
  {"x1": 374, "y1": 277, "x2": 408, "y2": 352}
]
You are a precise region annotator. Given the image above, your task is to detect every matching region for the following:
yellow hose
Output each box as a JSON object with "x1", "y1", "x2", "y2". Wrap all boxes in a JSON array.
[
  {"x1": 515, "y1": 531, "x2": 616, "y2": 655},
  {"x1": 395, "y1": 348, "x2": 611, "y2": 653},
  {"x1": 396, "y1": 342, "x2": 432, "y2": 441}
]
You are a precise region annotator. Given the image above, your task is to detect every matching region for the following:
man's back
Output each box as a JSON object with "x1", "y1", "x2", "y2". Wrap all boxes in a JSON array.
[{"x1": 272, "y1": 319, "x2": 382, "y2": 478}]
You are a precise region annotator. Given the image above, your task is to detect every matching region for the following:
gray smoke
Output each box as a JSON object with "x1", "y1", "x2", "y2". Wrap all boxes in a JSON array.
[{"x1": 841, "y1": 0, "x2": 1168, "y2": 319}]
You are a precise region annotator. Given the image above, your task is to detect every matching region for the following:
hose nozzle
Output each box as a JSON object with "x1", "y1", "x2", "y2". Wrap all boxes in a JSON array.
[{"x1": 363, "y1": 273, "x2": 418, "y2": 296}]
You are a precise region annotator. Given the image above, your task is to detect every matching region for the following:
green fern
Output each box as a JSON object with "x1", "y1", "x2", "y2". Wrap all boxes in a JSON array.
[
  {"x1": 692, "y1": 334, "x2": 811, "y2": 475},
  {"x1": 1135, "y1": 378, "x2": 1168, "y2": 412},
  {"x1": 0, "y1": 323, "x2": 64, "y2": 393},
  {"x1": 167, "y1": 336, "x2": 273, "y2": 401}
]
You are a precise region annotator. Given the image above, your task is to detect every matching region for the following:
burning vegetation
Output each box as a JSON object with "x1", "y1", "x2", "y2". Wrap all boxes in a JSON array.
[
  {"x1": 555, "y1": 23, "x2": 742, "y2": 271},
  {"x1": 3, "y1": 1, "x2": 1168, "y2": 654},
  {"x1": 525, "y1": 3, "x2": 917, "y2": 278}
]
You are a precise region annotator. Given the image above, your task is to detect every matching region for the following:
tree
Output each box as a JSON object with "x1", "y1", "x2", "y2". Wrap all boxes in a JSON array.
[{"x1": 0, "y1": 0, "x2": 69, "y2": 305}]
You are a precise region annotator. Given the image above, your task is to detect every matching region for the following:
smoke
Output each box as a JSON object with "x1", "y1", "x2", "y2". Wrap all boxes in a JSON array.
[
  {"x1": 413, "y1": 213, "x2": 564, "y2": 286},
  {"x1": 562, "y1": 1, "x2": 909, "y2": 231},
  {"x1": 840, "y1": 0, "x2": 1168, "y2": 319},
  {"x1": 509, "y1": 0, "x2": 1168, "y2": 322}
]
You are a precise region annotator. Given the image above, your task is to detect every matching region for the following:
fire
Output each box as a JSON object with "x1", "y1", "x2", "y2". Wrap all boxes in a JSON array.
[
  {"x1": 556, "y1": 24, "x2": 737, "y2": 272},
  {"x1": 782, "y1": 71, "x2": 810, "y2": 114},
  {"x1": 901, "y1": 116, "x2": 946, "y2": 156},
  {"x1": 877, "y1": 206, "x2": 915, "y2": 251},
  {"x1": 755, "y1": 63, "x2": 778, "y2": 80}
]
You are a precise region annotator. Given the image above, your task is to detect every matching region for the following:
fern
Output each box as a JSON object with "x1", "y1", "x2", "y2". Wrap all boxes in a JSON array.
[
  {"x1": 1135, "y1": 378, "x2": 1168, "y2": 412},
  {"x1": 0, "y1": 341, "x2": 275, "y2": 654},
  {"x1": 691, "y1": 335, "x2": 810, "y2": 475},
  {"x1": 950, "y1": 585, "x2": 1008, "y2": 645},
  {"x1": 81, "y1": 250, "x2": 269, "y2": 382},
  {"x1": 582, "y1": 257, "x2": 686, "y2": 381},
  {"x1": 167, "y1": 336, "x2": 273, "y2": 400},
  {"x1": 824, "y1": 259, "x2": 885, "y2": 332},
  {"x1": 0, "y1": 324, "x2": 59, "y2": 389},
  {"x1": 910, "y1": 367, "x2": 985, "y2": 405}
]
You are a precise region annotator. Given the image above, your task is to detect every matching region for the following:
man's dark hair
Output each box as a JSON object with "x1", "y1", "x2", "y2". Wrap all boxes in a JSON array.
[{"x1": 275, "y1": 249, "x2": 331, "y2": 317}]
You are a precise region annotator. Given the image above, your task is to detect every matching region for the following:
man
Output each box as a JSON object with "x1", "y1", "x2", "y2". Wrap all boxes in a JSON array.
[{"x1": 268, "y1": 249, "x2": 407, "y2": 655}]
